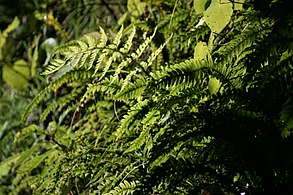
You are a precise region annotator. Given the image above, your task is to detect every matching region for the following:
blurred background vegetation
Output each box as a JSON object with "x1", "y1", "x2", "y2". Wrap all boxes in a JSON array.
[{"x1": 0, "y1": 1, "x2": 126, "y2": 193}]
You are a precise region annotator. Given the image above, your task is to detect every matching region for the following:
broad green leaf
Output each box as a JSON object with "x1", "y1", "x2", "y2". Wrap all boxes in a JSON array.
[
  {"x1": 13, "y1": 59, "x2": 30, "y2": 78},
  {"x1": 203, "y1": 0, "x2": 233, "y2": 33},
  {"x1": 193, "y1": 0, "x2": 208, "y2": 14},
  {"x1": 2, "y1": 65, "x2": 29, "y2": 90},
  {"x1": 208, "y1": 77, "x2": 221, "y2": 95},
  {"x1": 194, "y1": 41, "x2": 210, "y2": 61}
]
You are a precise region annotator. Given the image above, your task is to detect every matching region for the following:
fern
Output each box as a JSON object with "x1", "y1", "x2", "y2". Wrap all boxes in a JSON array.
[
  {"x1": 41, "y1": 88, "x2": 84, "y2": 121},
  {"x1": 149, "y1": 59, "x2": 211, "y2": 93},
  {"x1": 115, "y1": 77, "x2": 147, "y2": 100},
  {"x1": 115, "y1": 99, "x2": 150, "y2": 139},
  {"x1": 150, "y1": 141, "x2": 185, "y2": 170},
  {"x1": 6, "y1": 0, "x2": 293, "y2": 194},
  {"x1": 105, "y1": 180, "x2": 139, "y2": 195},
  {"x1": 215, "y1": 19, "x2": 273, "y2": 66},
  {"x1": 125, "y1": 109, "x2": 160, "y2": 153},
  {"x1": 14, "y1": 124, "x2": 43, "y2": 143},
  {"x1": 21, "y1": 69, "x2": 93, "y2": 124}
]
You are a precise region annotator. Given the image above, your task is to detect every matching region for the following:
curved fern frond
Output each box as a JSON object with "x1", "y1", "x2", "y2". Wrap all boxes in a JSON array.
[
  {"x1": 120, "y1": 27, "x2": 136, "y2": 54},
  {"x1": 22, "y1": 69, "x2": 93, "y2": 124},
  {"x1": 114, "y1": 99, "x2": 150, "y2": 139},
  {"x1": 150, "y1": 59, "x2": 212, "y2": 93},
  {"x1": 105, "y1": 180, "x2": 139, "y2": 195},
  {"x1": 125, "y1": 109, "x2": 160, "y2": 153},
  {"x1": 41, "y1": 88, "x2": 84, "y2": 121},
  {"x1": 115, "y1": 77, "x2": 147, "y2": 101},
  {"x1": 150, "y1": 141, "x2": 185, "y2": 170},
  {"x1": 14, "y1": 124, "x2": 43, "y2": 143},
  {"x1": 132, "y1": 27, "x2": 157, "y2": 60},
  {"x1": 215, "y1": 19, "x2": 274, "y2": 66}
]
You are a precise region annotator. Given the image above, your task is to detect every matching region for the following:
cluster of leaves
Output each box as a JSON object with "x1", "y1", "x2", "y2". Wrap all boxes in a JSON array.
[
  {"x1": 0, "y1": 0, "x2": 127, "y2": 194},
  {"x1": 1, "y1": 0, "x2": 293, "y2": 194}
]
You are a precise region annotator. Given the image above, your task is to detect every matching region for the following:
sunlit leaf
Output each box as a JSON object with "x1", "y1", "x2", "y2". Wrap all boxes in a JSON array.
[{"x1": 203, "y1": 0, "x2": 233, "y2": 33}]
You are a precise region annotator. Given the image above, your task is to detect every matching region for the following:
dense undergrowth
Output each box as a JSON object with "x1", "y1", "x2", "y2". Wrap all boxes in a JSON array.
[{"x1": 1, "y1": 0, "x2": 293, "y2": 194}]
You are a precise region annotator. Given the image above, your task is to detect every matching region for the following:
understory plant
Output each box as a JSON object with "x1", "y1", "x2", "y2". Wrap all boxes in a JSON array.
[{"x1": 1, "y1": 0, "x2": 293, "y2": 194}]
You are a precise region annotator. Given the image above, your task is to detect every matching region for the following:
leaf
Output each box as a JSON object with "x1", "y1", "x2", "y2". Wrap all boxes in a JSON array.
[
  {"x1": 105, "y1": 180, "x2": 138, "y2": 195},
  {"x1": 3, "y1": 17, "x2": 20, "y2": 35},
  {"x1": 113, "y1": 26, "x2": 124, "y2": 48},
  {"x1": 194, "y1": 41, "x2": 210, "y2": 61},
  {"x1": 193, "y1": 0, "x2": 208, "y2": 14},
  {"x1": 0, "y1": 17, "x2": 20, "y2": 59},
  {"x1": 203, "y1": 0, "x2": 233, "y2": 33},
  {"x1": 99, "y1": 27, "x2": 108, "y2": 47},
  {"x1": 30, "y1": 35, "x2": 41, "y2": 77},
  {"x1": 118, "y1": 13, "x2": 128, "y2": 26},
  {"x1": 13, "y1": 59, "x2": 30, "y2": 78},
  {"x1": 42, "y1": 58, "x2": 66, "y2": 75},
  {"x1": 124, "y1": 128, "x2": 149, "y2": 153},
  {"x1": 208, "y1": 77, "x2": 221, "y2": 95},
  {"x1": 2, "y1": 65, "x2": 29, "y2": 90}
]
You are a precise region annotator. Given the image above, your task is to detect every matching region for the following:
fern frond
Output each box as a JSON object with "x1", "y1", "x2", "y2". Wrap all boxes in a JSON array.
[
  {"x1": 22, "y1": 69, "x2": 93, "y2": 124},
  {"x1": 42, "y1": 59, "x2": 67, "y2": 75},
  {"x1": 120, "y1": 27, "x2": 136, "y2": 53},
  {"x1": 132, "y1": 27, "x2": 157, "y2": 60},
  {"x1": 146, "y1": 34, "x2": 172, "y2": 67},
  {"x1": 105, "y1": 180, "x2": 139, "y2": 195},
  {"x1": 280, "y1": 102, "x2": 293, "y2": 138},
  {"x1": 45, "y1": 31, "x2": 101, "y2": 75},
  {"x1": 115, "y1": 77, "x2": 147, "y2": 100},
  {"x1": 94, "y1": 51, "x2": 109, "y2": 74},
  {"x1": 124, "y1": 128, "x2": 150, "y2": 153},
  {"x1": 281, "y1": 116, "x2": 293, "y2": 138},
  {"x1": 115, "y1": 99, "x2": 150, "y2": 139},
  {"x1": 99, "y1": 51, "x2": 121, "y2": 80},
  {"x1": 17, "y1": 150, "x2": 54, "y2": 175},
  {"x1": 14, "y1": 124, "x2": 43, "y2": 143},
  {"x1": 0, "y1": 153, "x2": 21, "y2": 179},
  {"x1": 40, "y1": 88, "x2": 83, "y2": 121},
  {"x1": 112, "y1": 57, "x2": 132, "y2": 82},
  {"x1": 113, "y1": 26, "x2": 124, "y2": 48},
  {"x1": 125, "y1": 110, "x2": 160, "y2": 153},
  {"x1": 80, "y1": 78, "x2": 123, "y2": 106},
  {"x1": 150, "y1": 59, "x2": 211, "y2": 92},
  {"x1": 215, "y1": 20, "x2": 273, "y2": 66},
  {"x1": 150, "y1": 141, "x2": 185, "y2": 170}
]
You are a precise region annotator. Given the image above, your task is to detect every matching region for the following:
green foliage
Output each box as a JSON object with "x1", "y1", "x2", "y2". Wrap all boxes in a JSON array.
[
  {"x1": 2, "y1": 0, "x2": 293, "y2": 194},
  {"x1": 0, "y1": 17, "x2": 20, "y2": 60},
  {"x1": 203, "y1": 0, "x2": 233, "y2": 34}
]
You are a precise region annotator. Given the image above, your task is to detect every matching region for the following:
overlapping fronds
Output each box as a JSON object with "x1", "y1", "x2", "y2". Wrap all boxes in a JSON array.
[
  {"x1": 149, "y1": 58, "x2": 212, "y2": 92},
  {"x1": 215, "y1": 19, "x2": 274, "y2": 66},
  {"x1": 6, "y1": 0, "x2": 293, "y2": 194},
  {"x1": 21, "y1": 69, "x2": 93, "y2": 124}
]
